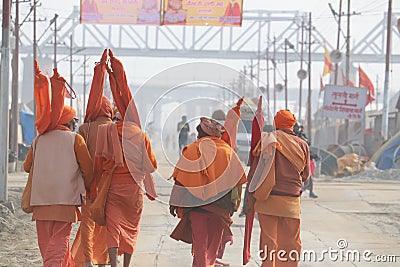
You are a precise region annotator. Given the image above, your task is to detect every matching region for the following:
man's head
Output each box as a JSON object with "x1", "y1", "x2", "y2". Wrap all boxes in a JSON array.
[
  {"x1": 211, "y1": 109, "x2": 226, "y2": 121},
  {"x1": 274, "y1": 109, "x2": 297, "y2": 131},
  {"x1": 197, "y1": 117, "x2": 225, "y2": 139},
  {"x1": 98, "y1": 96, "x2": 113, "y2": 119},
  {"x1": 182, "y1": 115, "x2": 187, "y2": 122},
  {"x1": 60, "y1": 106, "x2": 78, "y2": 131}
]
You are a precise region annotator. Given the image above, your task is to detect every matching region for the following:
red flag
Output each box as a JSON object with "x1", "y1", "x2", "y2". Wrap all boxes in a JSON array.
[
  {"x1": 323, "y1": 43, "x2": 334, "y2": 77},
  {"x1": 341, "y1": 69, "x2": 355, "y2": 87},
  {"x1": 359, "y1": 66, "x2": 375, "y2": 106}
]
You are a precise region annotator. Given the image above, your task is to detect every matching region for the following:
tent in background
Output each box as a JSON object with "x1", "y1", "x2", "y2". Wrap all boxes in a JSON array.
[
  {"x1": 19, "y1": 110, "x2": 34, "y2": 145},
  {"x1": 370, "y1": 131, "x2": 400, "y2": 170}
]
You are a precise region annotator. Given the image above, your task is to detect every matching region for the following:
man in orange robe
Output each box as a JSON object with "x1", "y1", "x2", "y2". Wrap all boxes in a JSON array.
[
  {"x1": 92, "y1": 115, "x2": 158, "y2": 267},
  {"x1": 72, "y1": 96, "x2": 113, "y2": 267},
  {"x1": 247, "y1": 110, "x2": 310, "y2": 267},
  {"x1": 24, "y1": 106, "x2": 93, "y2": 267},
  {"x1": 169, "y1": 117, "x2": 247, "y2": 267}
]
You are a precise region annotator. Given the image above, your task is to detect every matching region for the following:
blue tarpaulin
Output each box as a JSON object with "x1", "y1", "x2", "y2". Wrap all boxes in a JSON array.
[
  {"x1": 19, "y1": 110, "x2": 34, "y2": 145},
  {"x1": 373, "y1": 131, "x2": 400, "y2": 170}
]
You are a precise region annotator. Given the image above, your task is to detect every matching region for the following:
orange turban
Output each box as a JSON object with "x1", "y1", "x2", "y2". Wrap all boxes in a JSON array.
[
  {"x1": 59, "y1": 106, "x2": 77, "y2": 125},
  {"x1": 274, "y1": 109, "x2": 297, "y2": 130},
  {"x1": 97, "y1": 96, "x2": 113, "y2": 118}
]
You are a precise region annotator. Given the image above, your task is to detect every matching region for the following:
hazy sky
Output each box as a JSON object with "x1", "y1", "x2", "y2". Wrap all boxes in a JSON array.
[{"x1": 8, "y1": 0, "x2": 400, "y2": 102}]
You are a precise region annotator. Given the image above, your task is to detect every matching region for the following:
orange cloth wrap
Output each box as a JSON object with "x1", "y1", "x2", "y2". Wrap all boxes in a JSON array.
[
  {"x1": 84, "y1": 49, "x2": 110, "y2": 123},
  {"x1": 258, "y1": 214, "x2": 301, "y2": 267},
  {"x1": 36, "y1": 220, "x2": 74, "y2": 267},
  {"x1": 34, "y1": 60, "x2": 51, "y2": 134},
  {"x1": 172, "y1": 137, "x2": 246, "y2": 201}
]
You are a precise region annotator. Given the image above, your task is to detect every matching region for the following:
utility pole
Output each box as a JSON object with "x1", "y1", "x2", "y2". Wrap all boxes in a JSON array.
[
  {"x1": 273, "y1": 36, "x2": 277, "y2": 115},
  {"x1": 10, "y1": 0, "x2": 20, "y2": 173},
  {"x1": 334, "y1": 0, "x2": 343, "y2": 85},
  {"x1": 257, "y1": 51, "x2": 261, "y2": 96},
  {"x1": 52, "y1": 14, "x2": 58, "y2": 68},
  {"x1": 83, "y1": 55, "x2": 87, "y2": 117},
  {"x1": 284, "y1": 38, "x2": 288, "y2": 110},
  {"x1": 33, "y1": 0, "x2": 38, "y2": 137},
  {"x1": 33, "y1": 0, "x2": 37, "y2": 66},
  {"x1": 298, "y1": 18, "x2": 305, "y2": 122},
  {"x1": 307, "y1": 12, "x2": 312, "y2": 140},
  {"x1": 0, "y1": 0, "x2": 11, "y2": 202},
  {"x1": 27, "y1": 0, "x2": 46, "y2": 138},
  {"x1": 382, "y1": 0, "x2": 392, "y2": 140},
  {"x1": 376, "y1": 74, "x2": 379, "y2": 111},
  {"x1": 10, "y1": 0, "x2": 30, "y2": 172},
  {"x1": 70, "y1": 34, "x2": 73, "y2": 107},
  {"x1": 344, "y1": 0, "x2": 351, "y2": 144},
  {"x1": 266, "y1": 45, "x2": 270, "y2": 122}
]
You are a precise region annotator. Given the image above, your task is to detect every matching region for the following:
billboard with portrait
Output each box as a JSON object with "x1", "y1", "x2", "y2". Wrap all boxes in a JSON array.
[
  {"x1": 80, "y1": 0, "x2": 162, "y2": 25},
  {"x1": 163, "y1": 0, "x2": 243, "y2": 26}
]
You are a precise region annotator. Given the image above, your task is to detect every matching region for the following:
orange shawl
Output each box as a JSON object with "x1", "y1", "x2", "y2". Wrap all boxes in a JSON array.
[
  {"x1": 251, "y1": 130, "x2": 306, "y2": 200},
  {"x1": 107, "y1": 49, "x2": 141, "y2": 126},
  {"x1": 171, "y1": 137, "x2": 246, "y2": 203},
  {"x1": 106, "y1": 49, "x2": 157, "y2": 199},
  {"x1": 84, "y1": 49, "x2": 109, "y2": 123},
  {"x1": 34, "y1": 60, "x2": 51, "y2": 134}
]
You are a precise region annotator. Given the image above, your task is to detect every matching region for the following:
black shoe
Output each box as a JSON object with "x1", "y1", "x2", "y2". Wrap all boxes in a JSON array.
[{"x1": 309, "y1": 192, "x2": 318, "y2": 198}]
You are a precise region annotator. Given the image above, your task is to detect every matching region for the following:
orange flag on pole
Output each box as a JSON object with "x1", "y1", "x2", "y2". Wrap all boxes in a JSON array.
[
  {"x1": 323, "y1": 43, "x2": 334, "y2": 77},
  {"x1": 359, "y1": 66, "x2": 375, "y2": 106}
]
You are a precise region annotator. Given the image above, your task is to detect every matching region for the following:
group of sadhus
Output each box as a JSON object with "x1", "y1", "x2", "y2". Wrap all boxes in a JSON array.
[{"x1": 23, "y1": 50, "x2": 310, "y2": 267}]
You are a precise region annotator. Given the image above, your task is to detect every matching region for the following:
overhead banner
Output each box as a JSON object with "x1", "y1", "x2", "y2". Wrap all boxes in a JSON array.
[
  {"x1": 163, "y1": 0, "x2": 243, "y2": 26},
  {"x1": 322, "y1": 85, "x2": 367, "y2": 120},
  {"x1": 81, "y1": 0, "x2": 242, "y2": 26},
  {"x1": 80, "y1": 0, "x2": 162, "y2": 25}
]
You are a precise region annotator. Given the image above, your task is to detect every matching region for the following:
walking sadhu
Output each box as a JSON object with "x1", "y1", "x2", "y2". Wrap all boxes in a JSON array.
[
  {"x1": 244, "y1": 109, "x2": 310, "y2": 267},
  {"x1": 23, "y1": 63, "x2": 93, "y2": 266},
  {"x1": 90, "y1": 49, "x2": 158, "y2": 267},
  {"x1": 169, "y1": 116, "x2": 247, "y2": 267},
  {"x1": 71, "y1": 50, "x2": 112, "y2": 267}
]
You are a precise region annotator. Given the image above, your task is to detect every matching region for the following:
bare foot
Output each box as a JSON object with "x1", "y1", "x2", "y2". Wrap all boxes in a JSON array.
[{"x1": 215, "y1": 259, "x2": 230, "y2": 266}]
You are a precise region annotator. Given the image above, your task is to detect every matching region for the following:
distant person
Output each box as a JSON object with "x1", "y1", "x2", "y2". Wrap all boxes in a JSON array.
[
  {"x1": 294, "y1": 123, "x2": 318, "y2": 198},
  {"x1": 303, "y1": 153, "x2": 319, "y2": 198},
  {"x1": 293, "y1": 122, "x2": 310, "y2": 145},
  {"x1": 211, "y1": 109, "x2": 226, "y2": 122},
  {"x1": 177, "y1": 115, "x2": 190, "y2": 156}
]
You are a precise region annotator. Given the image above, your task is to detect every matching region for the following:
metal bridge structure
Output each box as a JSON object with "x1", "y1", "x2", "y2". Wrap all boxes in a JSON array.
[{"x1": 14, "y1": 6, "x2": 400, "y2": 64}]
